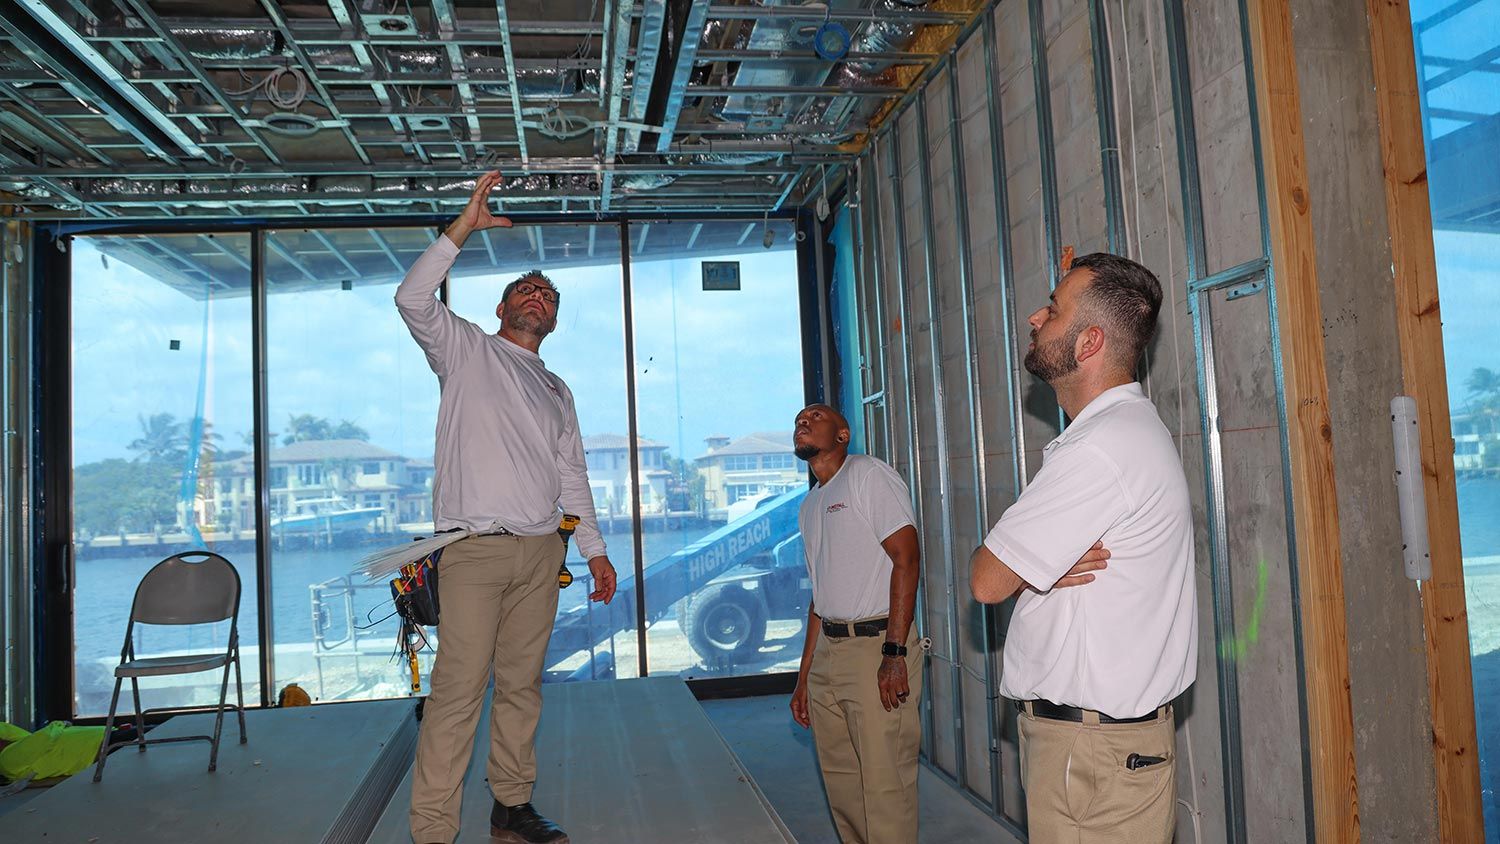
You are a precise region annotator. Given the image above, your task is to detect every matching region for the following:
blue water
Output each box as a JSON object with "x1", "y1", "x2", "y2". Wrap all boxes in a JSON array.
[
  {"x1": 1460, "y1": 477, "x2": 1500, "y2": 561},
  {"x1": 73, "y1": 525, "x2": 716, "y2": 663}
]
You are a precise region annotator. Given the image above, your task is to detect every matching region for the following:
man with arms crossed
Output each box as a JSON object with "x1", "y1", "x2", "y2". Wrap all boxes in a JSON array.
[
  {"x1": 397, "y1": 171, "x2": 617, "y2": 844},
  {"x1": 971, "y1": 253, "x2": 1196, "y2": 843},
  {"x1": 788, "y1": 404, "x2": 1107, "y2": 843}
]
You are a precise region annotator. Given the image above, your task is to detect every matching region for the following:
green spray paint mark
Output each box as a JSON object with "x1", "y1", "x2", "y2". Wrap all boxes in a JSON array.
[{"x1": 1219, "y1": 559, "x2": 1269, "y2": 661}]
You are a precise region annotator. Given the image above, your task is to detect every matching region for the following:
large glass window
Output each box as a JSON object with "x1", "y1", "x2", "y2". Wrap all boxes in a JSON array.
[
  {"x1": 264, "y1": 226, "x2": 441, "y2": 702},
  {"x1": 628, "y1": 220, "x2": 808, "y2": 678},
  {"x1": 1411, "y1": 0, "x2": 1500, "y2": 837},
  {"x1": 448, "y1": 223, "x2": 637, "y2": 682},
  {"x1": 66, "y1": 216, "x2": 808, "y2": 713},
  {"x1": 71, "y1": 233, "x2": 256, "y2": 715}
]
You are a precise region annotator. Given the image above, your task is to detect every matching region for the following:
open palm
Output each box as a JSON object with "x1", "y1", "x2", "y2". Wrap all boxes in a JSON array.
[{"x1": 462, "y1": 170, "x2": 513, "y2": 230}]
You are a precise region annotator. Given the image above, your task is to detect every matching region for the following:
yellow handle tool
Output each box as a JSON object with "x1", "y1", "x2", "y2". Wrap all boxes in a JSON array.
[{"x1": 557, "y1": 513, "x2": 580, "y2": 588}]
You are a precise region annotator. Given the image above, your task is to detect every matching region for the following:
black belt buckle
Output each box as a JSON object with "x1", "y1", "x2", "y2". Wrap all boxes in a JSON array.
[{"x1": 1022, "y1": 699, "x2": 1162, "y2": 725}]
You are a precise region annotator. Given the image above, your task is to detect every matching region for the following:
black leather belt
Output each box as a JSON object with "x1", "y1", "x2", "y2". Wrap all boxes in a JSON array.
[
  {"x1": 1020, "y1": 699, "x2": 1166, "y2": 725},
  {"x1": 444, "y1": 526, "x2": 516, "y2": 537},
  {"x1": 821, "y1": 617, "x2": 888, "y2": 638}
]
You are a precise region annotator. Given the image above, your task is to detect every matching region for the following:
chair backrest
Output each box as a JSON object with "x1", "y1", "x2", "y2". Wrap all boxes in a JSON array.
[{"x1": 130, "y1": 551, "x2": 241, "y2": 626}]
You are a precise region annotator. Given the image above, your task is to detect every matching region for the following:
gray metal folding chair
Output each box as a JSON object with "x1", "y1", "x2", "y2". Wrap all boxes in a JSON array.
[{"x1": 92, "y1": 550, "x2": 247, "y2": 782}]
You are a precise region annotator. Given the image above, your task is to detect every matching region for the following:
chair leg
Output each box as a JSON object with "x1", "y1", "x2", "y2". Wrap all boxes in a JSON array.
[
  {"x1": 92, "y1": 676, "x2": 125, "y2": 783},
  {"x1": 233, "y1": 648, "x2": 247, "y2": 744},
  {"x1": 208, "y1": 654, "x2": 233, "y2": 773},
  {"x1": 129, "y1": 678, "x2": 147, "y2": 752}
]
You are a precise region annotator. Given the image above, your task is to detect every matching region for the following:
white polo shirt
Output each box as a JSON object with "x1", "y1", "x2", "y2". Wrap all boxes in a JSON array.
[
  {"x1": 983, "y1": 383, "x2": 1196, "y2": 718},
  {"x1": 799, "y1": 454, "x2": 917, "y2": 621}
]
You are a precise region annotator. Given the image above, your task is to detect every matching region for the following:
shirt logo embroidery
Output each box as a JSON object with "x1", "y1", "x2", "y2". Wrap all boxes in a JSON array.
[{"x1": 826, "y1": 502, "x2": 848, "y2": 514}]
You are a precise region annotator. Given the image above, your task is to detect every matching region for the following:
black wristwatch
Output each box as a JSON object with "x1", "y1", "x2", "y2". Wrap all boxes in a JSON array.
[{"x1": 881, "y1": 641, "x2": 907, "y2": 658}]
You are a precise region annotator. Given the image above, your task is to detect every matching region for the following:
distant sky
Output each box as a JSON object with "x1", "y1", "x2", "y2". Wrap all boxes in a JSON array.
[
  {"x1": 1416, "y1": 0, "x2": 1500, "y2": 412},
  {"x1": 70, "y1": 235, "x2": 805, "y2": 467},
  {"x1": 1434, "y1": 231, "x2": 1500, "y2": 413}
]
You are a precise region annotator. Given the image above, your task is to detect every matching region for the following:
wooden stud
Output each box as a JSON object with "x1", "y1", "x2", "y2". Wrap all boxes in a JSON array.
[
  {"x1": 1365, "y1": 2, "x2": 1485, "y2": 840},
  {"x1": 1243, "y1": 1, "x2": 1362, "y2": 841}
]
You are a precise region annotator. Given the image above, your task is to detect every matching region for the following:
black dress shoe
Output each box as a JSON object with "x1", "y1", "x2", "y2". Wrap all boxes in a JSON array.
[{"x1": 490, "y1": 801, "x2": 568, "y2": 844}]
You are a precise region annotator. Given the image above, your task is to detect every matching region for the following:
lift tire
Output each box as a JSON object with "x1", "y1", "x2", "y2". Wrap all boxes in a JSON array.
[{"x1": 682, "y1": 583, "x2": 768, "y2": 665}]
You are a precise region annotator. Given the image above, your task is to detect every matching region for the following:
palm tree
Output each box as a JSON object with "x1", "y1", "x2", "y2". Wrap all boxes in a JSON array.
[
  {"x1": 283, "y1": 413, "x2": 334, "y2": 445},
  {"x1": 332, "y1": 419, "x2": 370, "y2": 441},
  {"x1": 282, "y1": 414, "x2": 369, "y2": 445},
  {"x1": 128, "y1": 413, "x2": 185, "y2": 463},
  {"x1": 1468, "y1": 368, "x2": 1500, "y2": 438},
  {"x1": 1467, "y1": 367, "x2": 1500, "y2": 404},
  {"x1": 193, "y1": 420, "x2": 224, "y2": 458}
]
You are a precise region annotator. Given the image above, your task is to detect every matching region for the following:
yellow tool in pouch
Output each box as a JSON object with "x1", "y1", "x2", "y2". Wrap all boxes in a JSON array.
[
  {"x1": 391, "y1": 547, "x2": 441, "y2": 695},
  {"x1": 557, "y1": 513, "x2": 580, "y2": 588}
]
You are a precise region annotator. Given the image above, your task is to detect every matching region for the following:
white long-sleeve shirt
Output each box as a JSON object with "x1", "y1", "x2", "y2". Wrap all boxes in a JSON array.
[{"x1": 394, "y1": 234, "x2": 606, "y2": 559}]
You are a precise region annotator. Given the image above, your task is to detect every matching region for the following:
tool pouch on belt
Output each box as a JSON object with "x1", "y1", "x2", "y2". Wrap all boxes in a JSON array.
[{"x1": 392, "y1": 548, "x2": 442, "y2": 626}]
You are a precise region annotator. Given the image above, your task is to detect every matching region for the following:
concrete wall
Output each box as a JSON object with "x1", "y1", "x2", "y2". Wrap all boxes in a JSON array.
[
  {"x1": 1290, "y1": 0, "x2": 1441, "y2": 839},
  {"x1": 851, "y1": 0, "x2": 1242, "y2": 836},
  {"x1": 842, "y1": 0, "x2": 1444, "y2": 839}
]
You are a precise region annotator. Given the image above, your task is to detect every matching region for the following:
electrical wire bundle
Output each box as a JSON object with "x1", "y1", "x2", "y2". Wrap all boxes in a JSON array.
[{"x1": 390, "y1": 549, "x2": 441, "y2": 695}]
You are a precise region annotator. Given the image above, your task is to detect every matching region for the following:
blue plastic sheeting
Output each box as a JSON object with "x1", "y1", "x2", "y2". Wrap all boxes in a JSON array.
[{"x1": 828, "y1": 205, "x2": 866, "y2": 454}]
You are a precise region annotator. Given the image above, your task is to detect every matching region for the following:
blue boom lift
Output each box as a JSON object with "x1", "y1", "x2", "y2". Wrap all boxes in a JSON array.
[{"x1": 547, "y1": 487, "x2": 810, "y2": 680}]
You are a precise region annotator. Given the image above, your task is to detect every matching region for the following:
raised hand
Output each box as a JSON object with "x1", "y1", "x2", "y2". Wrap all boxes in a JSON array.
[{"x1": 444, "y1": 171, "x2": 513, "y2": 247}]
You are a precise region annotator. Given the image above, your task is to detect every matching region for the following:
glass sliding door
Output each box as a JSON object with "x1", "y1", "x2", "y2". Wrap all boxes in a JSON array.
[
  {"x1": 264, "y1": 226, "x2": 441, "y2": 702},
  {"x1": 448, "y1": 222, "x2": 637, "y2": 681},
  {"x1": 65, "y1": 216, "x2": 812, "y2": 710},
  {"x1": 1410, "y1": 1, "x2": 1500, "y2": 836},
  {"x1": 70, "y1": 233, "x2": 257, "y2": 714},
  {"x1": 627, "y1": 220, "x2": 809, "y2": 679}
]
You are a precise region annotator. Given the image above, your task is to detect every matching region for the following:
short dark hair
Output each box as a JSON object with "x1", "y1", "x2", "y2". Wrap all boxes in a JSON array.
[
  {"x1": 501, "y1": 269, "x2": 558, "y2": 303},
  {"x1": 1071, "y1": 252, "x2": 1162, "y2": 369}
]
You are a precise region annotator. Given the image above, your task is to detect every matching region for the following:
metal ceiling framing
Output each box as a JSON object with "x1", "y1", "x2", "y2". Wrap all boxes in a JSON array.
[{"x1": 0, "y1": 0, "x2": 989, "y2": 220}]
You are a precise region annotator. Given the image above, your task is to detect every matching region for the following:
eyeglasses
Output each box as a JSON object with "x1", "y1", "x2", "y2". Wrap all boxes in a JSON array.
[{"x1": 513, "y1": 280, "x2": 559, "y2": 304}]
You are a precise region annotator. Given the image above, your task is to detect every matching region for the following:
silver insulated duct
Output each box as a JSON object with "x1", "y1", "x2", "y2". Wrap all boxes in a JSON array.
[{"x1": 716, "y1": 0, "x2": 930, "y2": 137}]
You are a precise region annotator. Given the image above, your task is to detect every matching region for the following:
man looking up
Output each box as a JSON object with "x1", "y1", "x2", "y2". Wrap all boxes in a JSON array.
[
  {"x1": 397, "y1": 171, "x2": 617, "y2": 844},
  {"x1": 788, "y1": 403, "x2": 924, "y2": 844},
  {"x1": 971, "y1": 253, "x2": 1196, "y2": 843},
  {"x1": 787, "y1": 403, "x2": 1111, "y2": 843}
]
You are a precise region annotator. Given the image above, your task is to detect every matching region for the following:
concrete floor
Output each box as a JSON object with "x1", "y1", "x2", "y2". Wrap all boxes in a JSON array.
[
  {"x1": 4, "y1": 699, "x2": 415, "y2": 844},
  {"x1": 369, "y1": 678, "x2": 792, "y2": 844},
  {"x1": 700, "y1": 694, "x2": 1023, "y2": 844},
  {"x1": 0, "y1": 689, "x2": 1020, "y2": 839}
]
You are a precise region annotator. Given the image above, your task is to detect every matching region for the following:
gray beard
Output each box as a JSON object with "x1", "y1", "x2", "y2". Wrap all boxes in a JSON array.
[{"x1": 505, "y1": 308, "x2": 556, "y2": 338}]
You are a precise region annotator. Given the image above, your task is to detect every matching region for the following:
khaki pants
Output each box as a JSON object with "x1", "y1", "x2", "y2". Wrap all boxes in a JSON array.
[
  {"x1": 807, "y1": 622, "x2": 923, "y2": 844},
  {"x1": 409, "y1": 534, "x2": 563, "y2": 844},
  {"x1": 1018, "y1": 704, "x2": 1176, "y2": 844}
]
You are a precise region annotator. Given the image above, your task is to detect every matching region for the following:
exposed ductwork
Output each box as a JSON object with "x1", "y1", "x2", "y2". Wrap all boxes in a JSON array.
[
  {"x1": 154, "y1": 28, "x2": 599, "y2": 100},
  {"x1": 712, "y1": 0, "x2": 929, "y2": 143},
  {"x1": 2, "y1": 0, "x2": 959, "y2": 216},
  {"x1": 165, "y1": 27, "x2": 280, "y2": 61}
]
